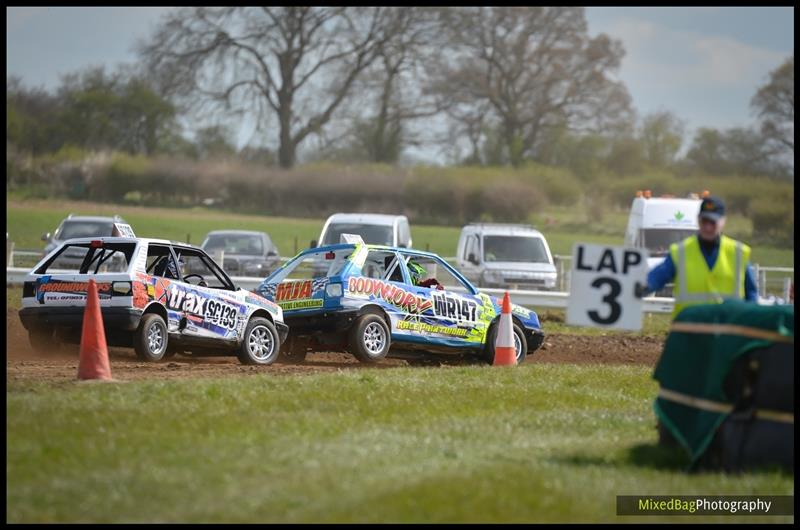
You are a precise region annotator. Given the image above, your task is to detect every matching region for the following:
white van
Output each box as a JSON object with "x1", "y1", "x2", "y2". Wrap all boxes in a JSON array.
[
  {"x1": 624, "y1": 191, "x2": 702, "y2": 269},
  {"x1": 314, "y1": 213, "x2": 412, "y2": 248},
  {"x1": 455, "y1": 224, "x2": 557, "y2": 290}
]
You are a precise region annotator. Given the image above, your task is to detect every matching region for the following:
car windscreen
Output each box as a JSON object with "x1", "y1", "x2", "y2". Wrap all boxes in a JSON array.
[
  {"x1": 642, "y1": 229, "x2": 697, "y2": 256},
  {"x1": 322, "y1": 223, "x2": 393, "y2": 246},
  {"x1": 57, "y1": 221, "x2": 115, "y2": 240},
  {"x1": 483, "y1": 236, "x2": 550, "y2": 263},
  {"x1": 35, "y1": 242, "x2": 135, "y2": 274},
  {"x1": 203, "y1": 234, "x2": 263, "y2": 256},
  {"x1": 269, "y1": 248, "x2": 352, "y2": 282}
]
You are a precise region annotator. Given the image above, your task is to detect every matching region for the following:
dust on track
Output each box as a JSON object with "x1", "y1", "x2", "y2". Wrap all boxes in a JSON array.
[{"x1": 6, "y1": 309, "x2": 665, "y2": 384}]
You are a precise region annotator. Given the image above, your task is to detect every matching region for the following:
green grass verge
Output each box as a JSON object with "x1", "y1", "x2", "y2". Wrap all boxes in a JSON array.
[
  {"x1": 8, "y1": 285, "x2": 22, "y2": 311},
  {"x1": 7, "y1": 199, "x2": 794, "y2": 266},
  {"x1": 538, "y1": 309, "x2": 672, "y2": 337},
  {"x1": 7, "y1": 366, "x2": 792, "y2": 523}
]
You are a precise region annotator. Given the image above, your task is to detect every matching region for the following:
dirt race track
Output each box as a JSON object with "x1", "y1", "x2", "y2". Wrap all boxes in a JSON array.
[{"x1": 6, "y1": 310, "x2": 665, "y2": 383}]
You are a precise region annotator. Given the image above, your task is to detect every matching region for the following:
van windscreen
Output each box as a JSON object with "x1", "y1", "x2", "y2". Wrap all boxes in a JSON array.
[
  {"x1": 641, "y1": 229, "x2": 697, "y2": 256},
  {"x1": 322, "y1": 223, "x2": 393, "y2": 246},
  {"x1": 483, "y1": 236, "x2": 549, "y2": 263}
]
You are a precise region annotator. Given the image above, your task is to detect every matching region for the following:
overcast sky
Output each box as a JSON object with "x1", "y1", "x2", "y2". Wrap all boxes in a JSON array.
[{"x1": 6, "y1": 6, "x2": 794, "y2": 163}]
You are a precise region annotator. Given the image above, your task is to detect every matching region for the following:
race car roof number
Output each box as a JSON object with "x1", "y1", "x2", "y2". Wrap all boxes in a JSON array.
[
  {"x1": 340, "y1": 233, "x2": 365, "y2": 244},
  {"x1": 112, "y1": 223, "x2": 136, "y2": 238}
]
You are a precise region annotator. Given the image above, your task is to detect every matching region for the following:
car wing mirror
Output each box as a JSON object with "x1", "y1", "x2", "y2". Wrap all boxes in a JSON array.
[
  {"x1": 467, "y1": 253, "x2": 478, "y2": 265},
  {"x1": 310, "y1": 239, "x2": 318, "y2": 248},
  {"x1": 41, "y1": 232, "x2": 51, "y2": 242}
]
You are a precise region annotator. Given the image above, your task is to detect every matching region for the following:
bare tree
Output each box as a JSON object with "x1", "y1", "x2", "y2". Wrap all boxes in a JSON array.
[
  {"x1": 751, "y1": 55, "x2": 794, "y2": 154},
  {"x1": 434, "y1": 7, "x2": 633, "y2": 166},
  {"x1": 139, "y1": 7, "x2": 393, "y2": 168},
  {"x1": 347, "y1": 7, "x2": 448, "y2": 163}
]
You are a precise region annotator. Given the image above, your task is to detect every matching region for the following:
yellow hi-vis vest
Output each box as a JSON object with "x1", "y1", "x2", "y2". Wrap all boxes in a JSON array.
[{"x1": 669, "y1": 234, "x2": 750, "y2": 319}]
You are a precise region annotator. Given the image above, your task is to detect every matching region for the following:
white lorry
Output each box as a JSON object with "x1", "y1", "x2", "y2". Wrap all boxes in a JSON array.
[{"x1": 624, "y1": 191, "x2": 703, "y2": 270}]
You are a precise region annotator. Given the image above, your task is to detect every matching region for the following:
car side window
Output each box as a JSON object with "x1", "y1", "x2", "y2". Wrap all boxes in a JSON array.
[
  {"x1": 264, "y1": 235, "x2": 277, "y2": 255},
  {"x1": 385, "y1": 256, "x2": 405, "y2": 283},
  {"x1": 146, "y1": 244, "x2": 180, "y2": 280},
  {"x1": 363, "y1": 250, "x2": 401, "y2": 280},
  {"x1": 400, "y1": 253, "x2": 472, "y2": 291},
  {"x1": 174, "y1": 248, "x2": 232, "y2": 289},
  {"x1": 464, "y1": 235, "x2": 478, "y2": 261}
]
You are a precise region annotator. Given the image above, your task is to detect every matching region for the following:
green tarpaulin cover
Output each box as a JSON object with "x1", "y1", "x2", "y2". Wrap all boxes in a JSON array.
[{"x1": 653, "y1": 300, "x2": 794, "y2": 466}]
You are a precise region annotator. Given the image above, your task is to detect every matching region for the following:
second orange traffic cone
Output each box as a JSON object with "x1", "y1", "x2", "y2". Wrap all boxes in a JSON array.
[
  {"x1": 493, "y1": 292, "x2": 517, "y2": 366},
  {"x1": 78, "y1": 279, "x2": 113, "y2": 381}
]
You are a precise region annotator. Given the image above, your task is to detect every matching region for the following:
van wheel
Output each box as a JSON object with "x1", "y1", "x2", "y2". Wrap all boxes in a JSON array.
[
  {"x1": 349, "y1": 314, "x2": 390, "y2": 363},
  {"x1": 484, "y1": 322, "x2": 527, "y2": 365},
  {"x1": 134, "y1": 313, "x2": 169, "y2": 362},
  {"x1": 237, "y1": 317, "x2": 280, "y2": 365}
]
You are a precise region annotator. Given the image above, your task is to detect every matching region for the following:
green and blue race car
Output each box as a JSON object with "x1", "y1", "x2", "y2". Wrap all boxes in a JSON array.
[{"x1": 256, "y1": 240, "x2": 545, "y2": 364}]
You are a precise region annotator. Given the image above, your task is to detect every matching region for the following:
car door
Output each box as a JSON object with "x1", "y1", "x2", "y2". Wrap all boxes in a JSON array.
[
  {"x1": 353, "y1": 249, "x2": 414, "y2": 334},
  {"x1": 396, "y1": 252, "x2": 488, "y2": 349},
  {"x1": 144, "y1": 243, "x2": 185, "y2": 333},
  {"x1": 168, "y1": 246, "x2": 244, "y2": 342}
]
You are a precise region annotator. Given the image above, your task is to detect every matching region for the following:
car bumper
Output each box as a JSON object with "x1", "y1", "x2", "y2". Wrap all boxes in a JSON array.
[
  {"x1": 484, "y1": 278, "x2": 557, "y2": 290},
  {"x1": 524, "y1": 329, "x2": 545, "y2": 352},
  {"x1": 19, "y1": 306, "x2": 142, "y2": 332},
  {"x1": 274, "y1": 321, "x2": 290, "y2": 344}
]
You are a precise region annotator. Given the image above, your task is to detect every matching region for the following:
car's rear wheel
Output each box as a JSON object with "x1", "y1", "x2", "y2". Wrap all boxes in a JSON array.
[
  {"x1": 349, "y1": 314, "x2": 390, "y2": 363},
  {"x1": 484, "y1": 322, "x2": 527, "y2": 365},
  {"x1": 134, "y1": 313, "x2": 169, "y2": 362},
  {"x1": 237, "y1": 317, "x2": 280, "y2": 365}
]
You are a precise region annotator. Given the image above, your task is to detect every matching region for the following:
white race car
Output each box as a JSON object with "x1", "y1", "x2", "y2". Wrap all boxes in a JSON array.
[{"x1": 19, "y1": 235, "x2": 287, "y2": 365}]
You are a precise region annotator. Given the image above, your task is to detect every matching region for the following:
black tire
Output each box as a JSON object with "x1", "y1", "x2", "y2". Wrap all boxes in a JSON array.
[
  {"x1": 28, "y1": 328, "x2": 53, "y2": 353},
  {"x1": 134, "y1": 313, "x2": 169, "y2": 362},
  {"x1": 237, "y1": 317, "x2": 280, "y2": 365},
  {"x1": 484, "y1": 321, "x2": 527, "y2": 365},
  {"x1": 349, "y1": 314, "x2": 391, "y2": 363}
]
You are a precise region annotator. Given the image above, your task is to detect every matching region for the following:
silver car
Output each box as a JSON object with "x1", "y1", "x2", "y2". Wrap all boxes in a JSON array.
[
  {"x1": 200, "y1": 230, "x2": 281, "y2": 277},
  {"x1": 455, "y1": 223, "x2": 558, "y2": 290},
  {"x1": 42, "y1": 214, "x2": 128, "y2": 268}
]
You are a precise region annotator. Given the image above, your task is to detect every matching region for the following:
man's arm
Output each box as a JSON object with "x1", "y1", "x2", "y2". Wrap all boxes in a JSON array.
[
  {"x1": 744, "y1": 264, "x2": 758, "y2": 302},
  {"x1": 635, "y1": 254, "x2": 676, "y2": 298}
]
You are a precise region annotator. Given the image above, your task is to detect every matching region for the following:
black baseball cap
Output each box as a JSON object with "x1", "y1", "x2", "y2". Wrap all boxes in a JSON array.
[{"x1": 699, "y1": 196, "x2": 725, "y2": 222}]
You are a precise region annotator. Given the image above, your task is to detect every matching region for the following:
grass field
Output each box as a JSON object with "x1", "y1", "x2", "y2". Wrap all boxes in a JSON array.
[
  {"x1": 6, "y1": 366, "x2": 792, "y2": 523},
  {"x1": 6, "y1": 198, "x2": 795, "y2": 267}
]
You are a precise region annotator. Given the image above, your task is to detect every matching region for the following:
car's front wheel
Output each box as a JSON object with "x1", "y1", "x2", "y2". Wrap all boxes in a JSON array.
[
  {"x1": 484, "y1": 322, "x2": 528, "y2": 365},
  {"x1": 349, "y1": 314, "x2": 390, "y2": 363},
  {"x1": 134, "y1": 313, "x2": 169, "y2": 362},
  {"x1": 237, "y1": 317, "x2": 280, "y2": 365}
]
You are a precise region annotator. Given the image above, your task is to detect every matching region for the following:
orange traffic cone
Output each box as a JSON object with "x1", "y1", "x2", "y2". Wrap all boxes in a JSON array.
[
  {"x1": 78, "y1": 279, "x2": 112, "y2": 380},
  {"x1": 493, "y1": 292, "x2": 517, "y2": 366}
]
